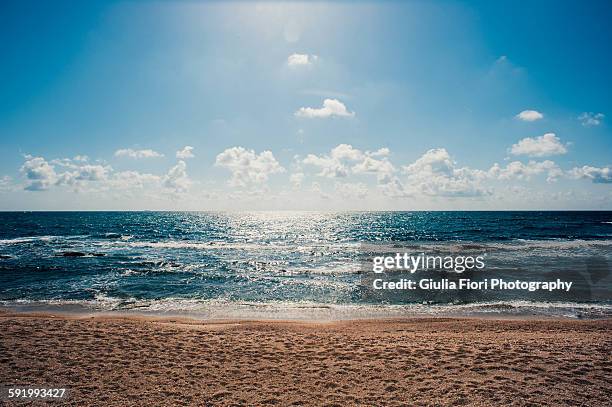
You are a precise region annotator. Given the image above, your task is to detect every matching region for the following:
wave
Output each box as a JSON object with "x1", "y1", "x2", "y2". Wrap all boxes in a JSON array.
[
  {"x1": 81, "y1": 238, "x2": 612, "y2": 254},
  {"x1": 1, "y1": 298, "x2": 610, "y2": 320},
  {"x1": 0, "y1": 235, "x2": 90, "y2": 245},
  {"x1": 123, "y1": 240, "x2": 275, "y2": 250},
  {"x1": 2, "y1": 233, "x2": 611, "y2": 252},
  {"x1": 98, "y1": 233, "x2": 133, "y2": 240},
  {"x1": 362, "y1": 239, "x2": 612, "y2": 253},
  {"x1": 0, "y1": 236, "x2": 55, "y2": 245},
  {"x1": 117, "y1": 262, "x2": 203, "y2": 275},
  {"x1": 107, "y1": 240, "x2": 361, "y2": 253}
]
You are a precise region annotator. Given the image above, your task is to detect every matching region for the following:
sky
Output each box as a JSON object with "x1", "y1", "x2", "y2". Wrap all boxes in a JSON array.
[{"x1": 0, "y1": 0, "x2": 611, "y2": 210}]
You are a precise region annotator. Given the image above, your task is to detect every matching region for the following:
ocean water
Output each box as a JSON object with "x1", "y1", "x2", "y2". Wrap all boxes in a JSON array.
[{"x1": 0, "y1": 211, "x2": 611, "y2": 319}]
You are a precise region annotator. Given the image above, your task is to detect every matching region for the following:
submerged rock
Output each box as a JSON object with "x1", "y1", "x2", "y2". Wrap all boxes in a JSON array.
[
  {"x1": 56, "y1": 251, "x2": 105, "y2": 257},
  {"x1": 61, "y1": 251, "x2": 86, "y2": 257}
]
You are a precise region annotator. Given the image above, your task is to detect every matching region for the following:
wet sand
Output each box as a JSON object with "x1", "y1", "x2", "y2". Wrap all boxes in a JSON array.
[{"x1": 0, "y1": 313, "x2": 610, "y2": 406}]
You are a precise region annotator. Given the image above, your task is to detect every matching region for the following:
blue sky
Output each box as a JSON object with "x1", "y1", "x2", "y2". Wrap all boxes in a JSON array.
[{"x1": 0, "y1": 0, "x2": 610, "y2": 210}]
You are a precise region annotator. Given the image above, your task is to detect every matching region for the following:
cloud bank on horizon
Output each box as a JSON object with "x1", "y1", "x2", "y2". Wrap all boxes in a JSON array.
[
  {"x1": 8, "y1": 136, "x2": 611, "y2": 210},
  {"x1": 0, "y1": 1, "x2": 610, "y2": 210}
]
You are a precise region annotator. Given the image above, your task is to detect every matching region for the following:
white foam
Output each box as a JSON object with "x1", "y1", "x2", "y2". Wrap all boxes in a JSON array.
[
  {"x1": 0, "y1": 236, "x2": 54, "y2": 245},
  {"x1": 364, "y1": 239, "x2": 612, "y2": 253},
  {"x1": 2, "y1": 298, "x2": 610, "y2": 320}
]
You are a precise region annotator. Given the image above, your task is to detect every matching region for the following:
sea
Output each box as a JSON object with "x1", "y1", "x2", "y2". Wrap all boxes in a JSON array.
[{"x1": 0, "y1": 211, "x2": 611, "y2": 320}]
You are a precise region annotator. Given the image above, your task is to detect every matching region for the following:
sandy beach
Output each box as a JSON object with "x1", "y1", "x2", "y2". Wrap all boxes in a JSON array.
[{"x1": 0, "y1": 313, "x2": 610, "y2": 406}]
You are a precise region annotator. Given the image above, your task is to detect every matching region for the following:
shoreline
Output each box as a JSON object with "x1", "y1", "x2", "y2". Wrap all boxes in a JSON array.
[
  {"x1": 5, "y1": 309, "x2": 611, "y2": 324},
  {"x1": 2, "y1": 298, "x2": 611, "y2": 322},
  {"x1": 1, "y1": 312, "x2": 610, "y2": 406}
]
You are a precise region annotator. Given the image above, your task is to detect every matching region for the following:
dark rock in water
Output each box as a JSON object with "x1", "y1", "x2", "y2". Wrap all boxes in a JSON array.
[
  {"x1": 0, "y1": 255, "x2": 11, "y2": 259},
  {"x1": 55, "y1": 251, "x2": 105, "y2": 257},
  {"x1": 103, "y1": 233, "x2": 122, "y2": 239},
  {"x1": 61, "y1": 251, "x2": 86, "y2": 257}
]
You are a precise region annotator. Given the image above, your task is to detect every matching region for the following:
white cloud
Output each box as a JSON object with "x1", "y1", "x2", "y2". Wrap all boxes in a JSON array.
[
  {"x1": 56, "y1": 164, "x2": 111, "y2": 187},
  {"x1": 510, "y1": 133, "x2": 568, "y2": 157},
  {"x1": 163, "y1": 160, "x2": 191, "y2": 193},
  {"x1": 400, "y1": 149, "x2": 489, "y2": 197},
  {"x1": 110, "y1": 171, "x2": 161, "y2": 190},
  {"x1": 404, "y1": 149, "x2": 453, "y2": 175},
  {"x1": 310, "y1": 182, "x2": 330, "y2": 200},
  {"x1": 568, "y1": 166, "x2": 612, "y2": 184},
  {"x1": 303, "y1": 154, "x2": 348, "y2": 178},
  {"x1": 489, "y1": 160, "x2": 562, "y2": 183},
  {"x1": 20, "y1": 155, "x2": 113, "y2": 191},
  {"x1": 76, "y1": 165, "x2": 109, "y2": 181},
  {"x1": 289, "y1": 172, "x2": 304, "y2": 189},
  {"x1": 352, "y1": 156, "x2": 395, "y2": 184},
  {"x1": 303, "y1": 144, "x2": 363, "y2": 178},
  {"x1": 578, "y1": 112, "x2": 604, "y2": 127},
  {"x1": 19, "y1": 154, "x2": 193, "y2": 196},
  {"x1": 0, "y1": 176, "x2": 12, "y2": 192},
  {"x1": 295, "y1": 99, "x2": 354, "y2": 119},
  {"x1": 378, "y1": 177, "x2": 409, "y2": 198},
  {"x1": 114, "y1": 148, "x2": 164, "y2": 159},
  {"x1": 335, "y1": 182, "x2": 368, "y2": 199},
  {"x1": 303, "y1": 144, "x2": 396, "y2": 184},
  {"x1": 287, "y1": 53, "x2": 318, "y2": 67},
  {"x1": 367, "y1": 148, "x2": 390, "y2": 158},
  {"x1": 215, "y1": 147, "x2": 285, "y2": 187},
  {"x1": 20, "y1": 156, "x2": 56, "y2": 191},
  {"x1": 515, "y1": 110, "x2": 543, "y2": 121},
  {"x1": 14, "y1": 145, "x2": 612, "y2": 209},
  {"x1": 176, "y1": 146, "x2": 195, "y2": 159},
  {"x1": 330, "y1": 144, "x2": 364, "y2": 161}
]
